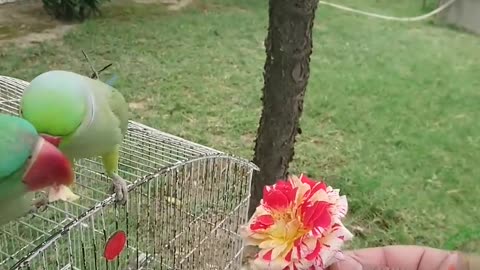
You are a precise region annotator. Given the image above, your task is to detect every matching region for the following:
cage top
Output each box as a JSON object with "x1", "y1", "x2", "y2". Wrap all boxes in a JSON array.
[{"x1": 0, "y1": 74, "x2": 259, "y2": 171}]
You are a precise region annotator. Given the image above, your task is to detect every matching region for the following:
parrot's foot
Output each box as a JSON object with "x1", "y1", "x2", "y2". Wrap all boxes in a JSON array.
[
  {"x1": 111, "y1": 173, "x2": 128, "y2": 205},
  {"x1": 29, "y1": 197, "x2": 49, "y2": 215}
]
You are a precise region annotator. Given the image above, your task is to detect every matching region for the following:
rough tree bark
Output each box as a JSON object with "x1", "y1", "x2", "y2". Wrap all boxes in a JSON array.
[{"x1": 248, "y1": 0, "x2": 320, "y2": 218}]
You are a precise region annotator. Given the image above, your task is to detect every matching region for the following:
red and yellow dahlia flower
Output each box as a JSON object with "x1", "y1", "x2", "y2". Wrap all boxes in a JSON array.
[{"x1": 240, "y1": 174, "x2": 353, "y2": 270}]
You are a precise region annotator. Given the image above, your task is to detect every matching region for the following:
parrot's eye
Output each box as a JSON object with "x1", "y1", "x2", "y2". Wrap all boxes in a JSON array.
[{"x1": 19, "y1": 109, "x2": 23, "y2": 116}]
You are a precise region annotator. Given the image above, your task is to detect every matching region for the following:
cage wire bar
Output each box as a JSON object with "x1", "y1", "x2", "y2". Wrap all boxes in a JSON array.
[{"x1": 0, "y1": 75, "x2": 258, "y2": 270}]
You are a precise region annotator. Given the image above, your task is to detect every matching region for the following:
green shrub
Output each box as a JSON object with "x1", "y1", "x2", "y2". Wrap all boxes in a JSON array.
[
  {"x1": 42, "y1": 0, "x2": 109, "y2": 22},
  {"x1": 421, "y1": 0, "x2": 439, "y2": 12}
]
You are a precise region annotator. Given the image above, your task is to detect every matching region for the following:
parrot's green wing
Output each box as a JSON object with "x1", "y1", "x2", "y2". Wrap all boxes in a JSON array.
[
  {"x1": 0, "y1": 192, "x2": 34, "y2": 226},
  {"x1": 101, "y1": 73, "x2": 128, "y2": 136},
  {"x1": 108, "y1": 88, "x2": 129, "y2": 137}
]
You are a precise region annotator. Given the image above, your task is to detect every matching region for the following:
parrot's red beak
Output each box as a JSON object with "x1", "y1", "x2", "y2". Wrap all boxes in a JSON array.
[
  {"x1": 40, "y1": 134, "x2": 62, "y2": 147},
  {"x1": 23, "y1": 138, "x2": 74, "y2": 191}
]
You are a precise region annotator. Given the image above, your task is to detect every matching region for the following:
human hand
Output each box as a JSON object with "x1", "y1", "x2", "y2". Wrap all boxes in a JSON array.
[{"x1": 328, "y1": 245, "x2": 478, "y2": 270}]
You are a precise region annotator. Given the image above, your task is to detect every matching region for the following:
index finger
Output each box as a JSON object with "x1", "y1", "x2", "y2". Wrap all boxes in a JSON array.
[{"x1": 329, "y1": 245, "x2": 467, "y2": 270}]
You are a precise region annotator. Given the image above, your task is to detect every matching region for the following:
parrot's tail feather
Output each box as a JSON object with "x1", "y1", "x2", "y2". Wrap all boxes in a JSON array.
[
  {"x1": 106, "y1": 74, "x2": 119, "y2": 87},
  {"x1": 47, "y1": 185, "x2": 80, "y2": 202}
]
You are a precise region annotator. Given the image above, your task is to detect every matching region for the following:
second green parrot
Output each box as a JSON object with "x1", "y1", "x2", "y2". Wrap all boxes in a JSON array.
[
  {"x1": 0, "y1": 114, "x2": 76, "y2": 226},
  {"x1": 19, "y1": 70, "x2": 130, "y2": 205}
]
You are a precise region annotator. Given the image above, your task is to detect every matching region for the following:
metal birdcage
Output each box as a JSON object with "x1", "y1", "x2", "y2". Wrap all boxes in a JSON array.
[{"x1": 0, "y1": 75, "x2": 257, "y2": 270}]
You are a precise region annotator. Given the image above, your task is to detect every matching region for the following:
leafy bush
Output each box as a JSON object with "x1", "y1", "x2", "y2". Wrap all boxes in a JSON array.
[
  {"x1": 422, "y1": 0, "x2": 439, "y2": 12},
  {"x1": 42, "y1": 0, "x2": 109, "y2": 22}
]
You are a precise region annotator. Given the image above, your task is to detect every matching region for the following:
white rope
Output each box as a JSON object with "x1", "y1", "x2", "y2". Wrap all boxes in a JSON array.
[
  {"x1": 318, "y1": 0, "x2": 457, "y2": 22},
  {"x1": 0, "y1": 0, "x2": 17, "y2": 4}
]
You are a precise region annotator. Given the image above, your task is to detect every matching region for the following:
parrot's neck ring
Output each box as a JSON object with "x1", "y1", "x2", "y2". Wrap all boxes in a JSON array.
[{"x1": 86, "y1": 92, "x2": 95, "y2": 129}]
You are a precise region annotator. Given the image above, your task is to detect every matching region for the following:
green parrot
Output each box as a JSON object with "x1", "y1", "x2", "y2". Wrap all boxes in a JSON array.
[
  {"x1": 0, "y1": 114, "x2": 76, "y2": 226},
  {"x1": 19, "y1": 70, "x2": 130, "y2": 205}
]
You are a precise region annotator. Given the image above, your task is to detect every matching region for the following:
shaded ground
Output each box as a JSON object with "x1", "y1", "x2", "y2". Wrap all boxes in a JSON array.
[
  {"x1": 137, "y1": 0, "x2": 193, "y2": 10},
  {"x1": 0, "y1": 1, "x2": 74, "y2": 47},
  {"x1": 1, "y1": 0, "x2": 480, "y2": 266},
  {"x1": 0, "y1": 0, "x2": 192, "y2": 47}
]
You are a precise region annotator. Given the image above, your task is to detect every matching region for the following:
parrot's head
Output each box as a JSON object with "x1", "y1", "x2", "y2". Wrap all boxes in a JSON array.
[
  {"x1": 0, "y1": 114, "x2": 75, "y2": 191},
  {"x1": 19, "y1": 70, "x2": 88, "y2": 147}
]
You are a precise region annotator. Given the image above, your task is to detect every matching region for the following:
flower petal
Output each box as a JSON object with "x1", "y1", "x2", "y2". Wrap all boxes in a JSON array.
[
  {"x1": 301, "y1": 201, "x2": 331, "y2": 230},
  {"x1": 250, "y1": 214, "x2": 275, "y2": 231},
  {"x1": 251, "y1": 253, "x2": 289, "y2": 270},
  {"x1": 285, "y1": 220, "x2": 302, "y2": 240},
  {"x1": 306, "y1": 189, "x2": 329, "y2": 203},
  {"x1": 333, "y1": 195, "x2": 348, "y2": 218},
  {"x1": 299, "y1": 174, "x2": 317, "y2": 188},
  {"x1": 262, "y1": 180, "x2": 297, "y2": 212},
  {"x1": 318, "y1": 222, "x2": 353, "y2": 267},
  {"x1": 264, "y1": 190, "x2": 290, "y2": 210},
  {"x1": 305, "y1": 239, "x2": 322, "y2": 261},
  {"x1": 259, "y1": 239, "x2": 286, "y2": 250},
  {"x1": 263, "y1": 249, "x2": 273, "y2": 261},
  {"x1": 271, "y1": 243, "x2": 289, "y2": 260},
  {"x1": 285, "y1": 249, "x2": 293, "y2": 262}
]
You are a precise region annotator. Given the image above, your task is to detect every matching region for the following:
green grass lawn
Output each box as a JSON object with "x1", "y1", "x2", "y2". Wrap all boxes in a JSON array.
[{"x1": 1, "y1": 0, "x2": 480, "y2": 252}]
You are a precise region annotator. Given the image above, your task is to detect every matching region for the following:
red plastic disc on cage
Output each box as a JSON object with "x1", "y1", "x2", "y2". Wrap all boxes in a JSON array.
[{"x1": 104, "y1": 230, "x2": 127, "y2": 261}]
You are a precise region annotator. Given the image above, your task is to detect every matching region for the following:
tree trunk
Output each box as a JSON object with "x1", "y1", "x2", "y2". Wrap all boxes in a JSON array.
[{"x1": 248, "y1": 0, "x2": 319, "y2": 217}]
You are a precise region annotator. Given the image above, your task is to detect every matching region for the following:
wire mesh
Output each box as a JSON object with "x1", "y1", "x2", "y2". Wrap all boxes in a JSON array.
[{"x1": 0, "y1": 75, "x2": 257, "y2": 270}]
